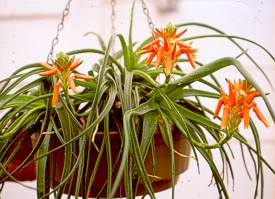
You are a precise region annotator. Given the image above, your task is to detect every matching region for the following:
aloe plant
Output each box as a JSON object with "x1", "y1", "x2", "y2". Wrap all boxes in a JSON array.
[{"x1": 0, "y1": 1, "x2": 274, "y2": 199}]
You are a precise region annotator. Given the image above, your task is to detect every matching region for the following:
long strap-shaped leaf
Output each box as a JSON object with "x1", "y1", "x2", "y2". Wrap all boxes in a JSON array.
[
  {"x1": 157, "y1": 108, "x2": 176, "y2": 199},
  {"x1": 0, "y1": 105, "x2": 45, "y2": 140},
  {"x1": 176, "y1": 22, "x2": 274, "y2": 90},
  {"x1": 114, "y1": 98, "x2": 156, "y2": 199},
  {"x1": 117, "y1": 34, "x2": 130, "y2": 70},
  {"x1": 28, "y1": 80, "x2": 117, "y2": 186},
  {"x1": 0, "y1": 94, "x2": 49, "y2": 133},
  {"x1": 140, "y1": 111, "x2": 158, "y2": 157},
  {"x1": 55, "y1": 105, "x2": 75, "y2": 198},
  {"x1": 233, "y1": 133, "x2": 275, "y2": 174},
  {"x1": 0, "y1": 79, "x2": 43, "y2": 110},
  {"x1": 249, "y1": 119, "x2": 264, "y2": 199},
  {"x1": 182, "y1": 34, "x2": 275, "y2": 63},
  {"x1": 0, "y1": 69, "x2": 43, "y2": 97},
  {"x1": 0, "y1": 63, "x2": 42, "y2": 93},
  {"x1": 155, "y1": 89, "x2": 229, "y2": 197},
  {"x1": 87, "y1": 36, "x2": 115, "y2": 125},
  {"x1": 67, "y1": 48, "x2": 123, "y2": 72},
  {"x1": 37, "y1": 133, "x2": 51, "y2": 198}
]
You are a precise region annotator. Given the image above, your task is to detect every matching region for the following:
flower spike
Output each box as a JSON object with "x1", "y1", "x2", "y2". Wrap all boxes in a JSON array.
[
  {"x1": 214, "y1": 79, "x2": 269, "y2": 130},
  {"x1": 38, "y1": 52, "x2": 92, "y2": 106},
  {"x1": 138, "y1": 23, "x2": 198, "y2": 76}
]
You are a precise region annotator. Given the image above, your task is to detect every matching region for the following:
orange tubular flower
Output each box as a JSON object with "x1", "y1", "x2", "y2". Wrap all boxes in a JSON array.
[
  {"x1": 39, "y1": 52, "x2": 92, "y2": 106},
  {"x1": 69, "y1": 58, "x2": 83, "y2": 71},
  {"x1": 138, "y1": 22, "x2": 198, "y2": 76},
  {"x1": 221, "y1": 105, "x2": 231, "y2": 129},
  {"x1": 214, "y1": 80, "x2": 269, "y2": 129},
  {"x1": 73, "y1": 74, "x2": 93, "y2": 80},
  {"x1": 52, "y1": 83, "x2": 61, "y2": 107},
  {"x1": 67, "y1": 77, "x2": 77, "y2": 93}
]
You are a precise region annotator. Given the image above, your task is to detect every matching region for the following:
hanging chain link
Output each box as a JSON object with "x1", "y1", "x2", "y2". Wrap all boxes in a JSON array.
[
  {"x1": 110, "y1": 0, "x2": 117, "y2": 54},
  {"x1": 46, "y1": 0, "x2": 73, "y2": 63},
  {"x1": 111, "y1": 0, "x2": 116, "y2": 36},
  {"x1": 139, "y1": 0, "x2": 155, "y2": 32}
]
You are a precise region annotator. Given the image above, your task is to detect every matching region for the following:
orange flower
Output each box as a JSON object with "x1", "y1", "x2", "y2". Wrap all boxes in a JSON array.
[
  {"x1": 138, "y1": 22, "x2": 198, "y2": 75},
  {"x1": 52, "y1": 83, "x2": 61, "y2": 107},
  {"x1": 39, "y1": 52, "x2": 92, "y2": 106},
  {"x1": 214, "y1": 80, "x2": 269, "y2": 129}
]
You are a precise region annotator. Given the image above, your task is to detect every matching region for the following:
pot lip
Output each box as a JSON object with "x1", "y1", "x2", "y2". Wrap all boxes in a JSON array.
[{"x1": 52, "y1": 128, "x2": 188, "y2": 152}]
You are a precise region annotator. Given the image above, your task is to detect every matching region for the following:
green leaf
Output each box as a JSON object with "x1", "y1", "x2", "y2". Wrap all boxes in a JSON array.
[
  {"x1": 74, "y1": 79, "x2": 96, "y2": 89},
  {"x1": 128, "y1": 0, "x2": 137, "y2": 68},
  {"x1": 84, "y1": 31, "x2": 107, "y2": 51},
  {"x1": 157, "y1": 108, "x2": 176, "y2": 199},
  {"x1": 197, "y1": 147, "x2": 229, "y2": 198},
  {"x1": 0, "y1": 69, "x2": 43, "y2": 97},
  {"x1": 0, "y1": 105, "x2": 45, "y2": 140},
  {"x1": 140, "y1": 111, "x2": 158, "y2": 156},
  {"x1": 55, "y1": 105, "x2": 74, "y2": 198},
  {"x1": 132, "y1": 70, "x2": 160, "y2": 87},
  {"x1": 166, "y1": 88, "x2": 220, "y2": 101},
  {"x1": 37, "y1": 134, "x2": 51, "y2": 198},
  {"x1": 176, "y1": 22, "x2": 273, "y2": 90},
  {"x1": 0, "y1": 95, "x2": 47, "y2": 110},
  {"x1": 0, "y1": 63, "x2": 42, "y2": 93},
  {"x1": 117, "y1": 98, "x2": 157, "y2": 199},
  {"x1": 0, "y1": 79, "x2": 43, "y2": 110},
  {"x1": 104, "y1": 110, "x2": 112, "y2": 196},
  {"x1": 249, "y1": 120, "x2": 264, "y2": 199},
  {"x1": 234, "y1": 134, "x2": 275, "y2": 175},
  {"x1": 67, "y1": 48, "x2": 123, "y2": 72},
  {"x1": 117, "y1": 34, "x2": 130, "y2": 70}
]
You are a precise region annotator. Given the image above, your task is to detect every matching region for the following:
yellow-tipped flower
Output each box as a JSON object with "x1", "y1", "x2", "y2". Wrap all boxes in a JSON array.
[
  {"x1": 138, "y1": 22, "x2": 198, "y2": 76},
  {"x1": 214, "y1": 80, "x2": 269, "y2": 129},
  {"x1": 39, "y1": 52, "x2": 92, "y2": 106}
]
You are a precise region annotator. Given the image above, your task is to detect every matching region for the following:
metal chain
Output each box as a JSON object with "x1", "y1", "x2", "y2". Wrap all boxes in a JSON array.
[
  {"x1": 110, "y1": 0, "x2": 117, "y2": 54},
  {"x1": 46, "y1": 0, "x2": 73, "y2": 63},
  {"x1": 111, "y1": 0, "x2": 116, "y2": 36},
  {"x1": 139, "y1": 0, "x2": 155, "y2": 32}
]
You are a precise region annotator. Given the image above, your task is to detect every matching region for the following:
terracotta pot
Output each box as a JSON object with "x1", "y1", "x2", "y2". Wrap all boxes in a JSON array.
[
  {"x1": 0, "y1": 131, "x2": 37, "y2": 181},
  {"x1": 50, "y1": 130, "x2": 191, "y2": 197}
]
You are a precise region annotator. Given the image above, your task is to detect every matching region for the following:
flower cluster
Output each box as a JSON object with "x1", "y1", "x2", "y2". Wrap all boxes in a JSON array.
[
  {"x1": 138, "y1": 23, "x2": 198, "y2": 75},
  {"x1": 214, "y1": 80, "x2": 269, "y2": 129},
  {"x1": 39, "y1": 52, "x2": 92, "y2": 106}
]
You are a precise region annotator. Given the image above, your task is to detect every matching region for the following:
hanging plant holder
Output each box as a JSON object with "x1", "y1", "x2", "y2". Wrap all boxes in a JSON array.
[
  {"x1": 0, "y1": 0, "x2": 274, "y2": 198},
  {"x1": 50, "y1": 129, "x2": 190, "y2": 197},
  {"x1": 0, "y1": 129, "x2": 38, "y2": 182}
]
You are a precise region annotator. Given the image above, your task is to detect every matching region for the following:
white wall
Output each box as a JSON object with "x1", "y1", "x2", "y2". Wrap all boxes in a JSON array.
[{"x1": 0, "y1": 0, "x2": 274, "y2": 198}]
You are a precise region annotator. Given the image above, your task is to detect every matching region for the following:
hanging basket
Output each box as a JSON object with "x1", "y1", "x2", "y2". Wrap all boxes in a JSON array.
[
  {"x1": 0, "y1": 130, "x2": 37, "y2": 182},
  {"x1": 0, "y1": 0, "x2": 274, "y2": 198},
  {"x1": 50, "y1": 128, "x2": 191, "y2": 197}
]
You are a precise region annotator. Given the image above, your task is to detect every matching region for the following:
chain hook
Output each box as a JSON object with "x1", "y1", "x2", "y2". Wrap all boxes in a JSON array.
[{"x1": 46, "y1": 0, "x2": 73, "y2": 63}]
